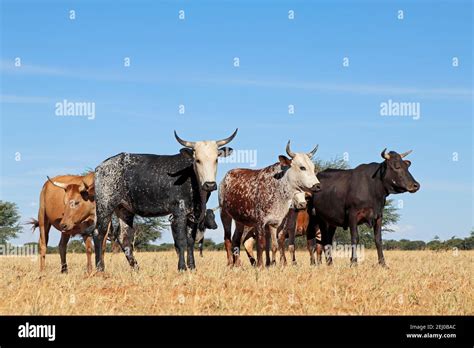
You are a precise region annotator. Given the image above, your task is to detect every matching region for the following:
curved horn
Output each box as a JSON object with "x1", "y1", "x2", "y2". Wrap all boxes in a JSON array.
[
  {"x1": 47, "y1": 176, "x2": 68, "y2": 190},
  {"x1": 79, "y1": 179, "x2": 89, "y2": 192},
  {"x1": 286, "y1": 140, "x2": 296, "y2": 159},
  {"x1": 212, "y1": 206, "x2": 220, "y2": 212},
  {"x1": 307, "y1": 144, "x2": 319, "y2": 158},
  {"x1": 174, "y1": 130, "x2": 196, "y2": 148},
  {"x1": 400, "y1": 149, "x2": 413, "y2": 158},
  {"x1": 216, "y1": 128, "x2": 238, "y2": 147},
  {"x1": 381, "y1": 148, "x2": 390, "y2": 160}
]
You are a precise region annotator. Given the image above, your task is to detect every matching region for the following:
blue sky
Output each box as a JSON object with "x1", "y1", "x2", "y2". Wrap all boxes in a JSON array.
[{"x1": 1, "y1": 0, "x2": 472, "y2": 246}]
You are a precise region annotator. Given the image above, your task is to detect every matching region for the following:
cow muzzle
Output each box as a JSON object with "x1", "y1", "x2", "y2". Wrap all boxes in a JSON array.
[
  {"x1": 202, "y1": 181, "x2": 217, "y2": 192},
  {"x1": 294, "y1": 202, "x2": 307, "y2": 211},
  {"x1": 408, "y1": 182, "x2": 420, "y2": 193},
  {"x1": 311, "y1": 183, "x2": 322, "y2": 192}
]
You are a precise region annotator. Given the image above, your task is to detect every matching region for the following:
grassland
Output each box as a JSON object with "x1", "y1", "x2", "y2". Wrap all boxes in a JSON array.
[{"x1": 0, "y1": 250, "x2": 472, "y2": 315}]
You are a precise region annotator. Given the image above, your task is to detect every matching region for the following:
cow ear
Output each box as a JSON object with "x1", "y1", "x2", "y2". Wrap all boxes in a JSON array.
[
  {"x1": 86, "y1": 183, "x2": 95, "y2": 201},
  {"x1": 218, "y1": 147, "x2": 233, "y2": 157},
  {"x1": 180, "y1": 148, "x2": 194, "y2": 159},
  {"x1": 278, "y1": 155, "x2": 292, "y2": 168},
  {"x1": 404, "y1": 160, "x2": 411, "y2": 167}
]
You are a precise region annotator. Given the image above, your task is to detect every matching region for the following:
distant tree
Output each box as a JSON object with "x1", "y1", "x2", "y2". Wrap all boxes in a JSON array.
[
  {"x1": 132, "y1": 217, "x2": 168, "y2": 250},
  {"x1": 196, "y1": 238, "x2": 216, "y2": 250},
  {"x1": 68, "y1": 239, "x2": 86, "y2": 253},
  {"x1": 0, "y1": 201, "x2": 22, "y2": 244}
]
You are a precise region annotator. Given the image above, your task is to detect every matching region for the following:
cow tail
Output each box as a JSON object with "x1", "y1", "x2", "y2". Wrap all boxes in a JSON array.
[{"x1": 25, "y1": 218, "x2": 39, "y2": 233}]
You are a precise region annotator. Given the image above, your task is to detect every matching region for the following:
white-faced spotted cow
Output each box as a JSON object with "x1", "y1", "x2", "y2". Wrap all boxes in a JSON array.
[
  {"x1": 219, "y1": 141, "x2": 321, "y2": 268},
  {"x1": 93, "y1": 129, "x2": 237, "y2": 271}
]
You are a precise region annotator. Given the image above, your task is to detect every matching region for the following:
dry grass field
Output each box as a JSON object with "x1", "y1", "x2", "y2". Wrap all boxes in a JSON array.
[{"x1": 0, "y1": 250, "x2": 472, "y2": 315}]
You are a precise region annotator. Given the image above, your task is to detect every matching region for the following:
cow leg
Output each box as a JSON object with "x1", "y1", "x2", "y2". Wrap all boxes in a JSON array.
[
  {"x1": 256, "y1": 227, "x2": 266, "y2": 268},
  {"x1": 373, "y1": 216, "x2": 386, "y2": 267},
  {"x1": 83, "y1": 235, "x2": 93, "y2": 274},
  {"x1": 94, "y1": 205, "x2": 113, "y2": 271},
  {"x1": 221, "y1": 210, "x2": 234, "y2": 266},
  {"x1": 306, "y1": 217, "x2": 317, "y2": 266},
  {"x1": 115, "y1": 208, "x2": 139, "y2": 270},
  {"x1": 232, "y1": 222, "x2": 246, "y2": 267},
  {"x1": 318, "y1": 220, "x2": 333, "y2": 265},
  {"x1": 264, "y1": 228, "x2": 272, "y2": 267},
  {"x1": 325, "y1": 226, "x2": 336, "y2": 266},
  {"x1": 243, "y1": 234, "x2": 256, "y2": 266},
  {"x1": 268, "y1": 225, "x2": 278, "y2": 266},
  {"x1": 278, "y1": 230, "x2": 287, "y2": 266},
  {"x1": 171, "y1": 215, "x2": 187, "y2": 271},
  {"x1": 349, "y1": 215, "x2": 359, "y2": 266},
  {"x1": 186, "y1": 225, "x2": 196, "y2": 270},
  {"x1": 199, "y1": 241, "x2": 203, "y2": 257},
  {"x1": 38, "y1": 215, "x2": 50, "y2": 272},
  {"x1": 287, "y1": 218, "x2": 297, "y2": 265},
  {"x1": 58, "y1": 233, "x2": 71, "y2": 273},
  {"x1": 315, "y1": 227, "x2": 323, "y2": 265}
]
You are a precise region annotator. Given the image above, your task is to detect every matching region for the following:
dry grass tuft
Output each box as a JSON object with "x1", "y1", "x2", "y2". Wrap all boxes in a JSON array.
[{"x1": 0, "y1": 250, "x2": 472, "y2": 315}]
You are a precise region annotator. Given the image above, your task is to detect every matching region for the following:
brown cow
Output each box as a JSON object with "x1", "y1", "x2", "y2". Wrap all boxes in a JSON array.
[{"x1": 28, "y1": 172, "x2": 99, "y2": 273}]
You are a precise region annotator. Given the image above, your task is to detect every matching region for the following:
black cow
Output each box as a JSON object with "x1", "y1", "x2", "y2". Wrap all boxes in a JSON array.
[
  {"x1": 308, "y1": 149, "x2": 420, "y2": 267},
  {"x1": 93, "y1": 130, "x2": 237, "y2": 271}
]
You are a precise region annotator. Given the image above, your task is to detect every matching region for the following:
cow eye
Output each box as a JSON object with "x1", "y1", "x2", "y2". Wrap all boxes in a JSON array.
[
  {"x1": 300, "y1": 166, "x2": 306, "y2": 171},
  {"x1": 196, "y1": 159, "x2": 201, "y2": 164}
]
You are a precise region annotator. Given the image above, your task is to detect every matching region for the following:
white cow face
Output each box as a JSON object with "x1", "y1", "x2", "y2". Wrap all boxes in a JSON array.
[
  {"x1": 175, "y1": 130, "x2": 237, "y2": 192},
  {"x1": 279, "y1": 141, "x2": 321, "y2": 193},
  {"x1": 291, "y1": 191, "x2": 308, "y2": 210}
]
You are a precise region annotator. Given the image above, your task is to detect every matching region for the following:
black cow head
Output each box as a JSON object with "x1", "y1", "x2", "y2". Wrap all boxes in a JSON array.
[
  {"x1": 204, "y1": 208, "x2": 218, "y2": 230},
  {"x1": 380, "y1": 149, "x2": 420, "y2": 194}
]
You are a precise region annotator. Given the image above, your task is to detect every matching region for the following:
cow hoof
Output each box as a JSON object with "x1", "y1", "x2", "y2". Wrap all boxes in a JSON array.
[
  {"x1": 292, "y1": 261, "x2": 297, "y2": 266},
  {"x1": 61, "y1": 269, "x2": 68, "y2": 274},
  {"x1": 249, "y1": 258, "x2": 256, "y2": 266},
  {"x1": 350, "y1": 261, "x2": 358, "y2": 268},
  {"x1": 379, "y1": 262, "x2": 389, "y2": 269}
]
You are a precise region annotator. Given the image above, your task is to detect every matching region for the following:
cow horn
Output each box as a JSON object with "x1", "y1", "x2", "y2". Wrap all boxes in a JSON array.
[
  {"x1": 286, "y1": 141, "x2": 296, "y2": 159},
  {"x1": 80, "y1": 180, "x2": 89, "y2": 192},
  {"x1": 400, "y1": 150, "x2": 413, "y2": 158},
  {"x1": 174, "y1": 130, "x2": 196, "y2": 149},
  {"x1": 212, "y1": 206, "x2": 220, "y2": 212},
  {"x1": 216, "y1": 128, "x2": 238, "y2": 147},
  {"x1": 307, "y1": 144, "x2": 319, "y2": 158},
  {"x1": 47, "y1": 176, "x2": 68, "y2": 190},
  {"x1": 381, "y1": 148, "x2": 390, "y2": 160}
]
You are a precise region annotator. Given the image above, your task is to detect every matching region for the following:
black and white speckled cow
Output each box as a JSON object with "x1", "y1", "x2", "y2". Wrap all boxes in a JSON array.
[
  {"x1": 219, "y1": 141, "x2": 321, "y2": 268},
  {"x1": 93, "y1": 129, "x2": 237, "y2": 271}
]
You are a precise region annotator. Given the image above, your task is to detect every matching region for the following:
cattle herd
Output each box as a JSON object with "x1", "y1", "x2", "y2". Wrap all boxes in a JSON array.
[{"x1": 28, "y1": 129, "x2": 420, "y2": 273}]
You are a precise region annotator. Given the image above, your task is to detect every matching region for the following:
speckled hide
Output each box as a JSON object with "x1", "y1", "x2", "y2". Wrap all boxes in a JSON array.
[
  {"x1": 94, "y1": 152, "x2": 208, "y2": 271},
  {"x1": 219, "y1": 162, "x2": 313, "y2": 267}
]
